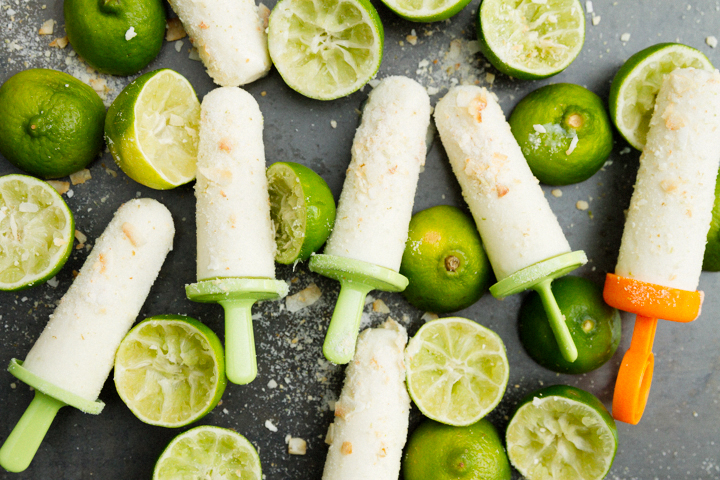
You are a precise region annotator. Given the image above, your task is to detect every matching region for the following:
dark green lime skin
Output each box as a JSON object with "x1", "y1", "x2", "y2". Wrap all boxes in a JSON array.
[
  {"x1": 0, "y1": 69, "x2": 106, "y2": 178},
  {"x1": 703, "y1": 166, "x2": 720, "y2": 271},
  {"x1": 519, "y1": 276, "x2": 621, "y2": 374},
  {"x1": 64, "y1": 0, "x2": 166, "y2": 76},
  {"x1": 403, "y1": 419, "x2": 511, "y2": 480},
  {"x1": 292, "y1": 162, "x2": 336, "y2": 261}
]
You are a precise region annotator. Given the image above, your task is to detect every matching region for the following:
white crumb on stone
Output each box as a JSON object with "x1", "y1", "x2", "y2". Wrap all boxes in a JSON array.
[
  {"x1": 125, "y1": 27, "x2": 137, "y2": 41},
  {"x1": 223, "y1": 408, "x2": 229, "y2": 414},
  {"x1": 551, "y1": 189, "x2": 563, "y2": 198},
  {"x1": 576, "y1": 200, "x2": 589, "y2": 211},
  {"x1": 10, "y1": 383, "x2": 16, "y2": 389},
  {"x1": 706, "y1": 36, "x2": 718, "y2": 48},
  {"x1": 288, "y1": 437, "x2": 307, "y2": 455},
  {"x1": 67, "y1": 190, "x2": 74, "y2": 198},
  {"x1": 533, "y1": 124, "x2": 547, "y2": 133},
  {"x1": 189, "y1": 48, "x2": 201, "y2": 61},
  {"x1": 427, "y1": 86, "x2": 439, "y2": 95},
  {"x1": 268, "y1": 379, "x2": 278, "y2": 389},
  {"x1": 47, "y1": 277, "x2": 59, "y2": 288},
  {"x1": 286, "y1": 283, "x2": 322, "y2": 312},
  {"x1": 38, "y1": 19, "x2": 54, "y2": 35},
  {"x1": 330, "y1": 120, "x2": 337, "y2": 128},
  {"x1": 265, "y1": 420, "x2": 278, "y2": 432},
  {"x1": 592, "y1": 15, "x2": 601, "y2": 25},
  {"x1": 485, "y1": 73, "x2": 495, "y2": 85},
  {"x1": 421, "y1": 312, "x2": 439, "y2": 322},
  {"x1": 75, "y1": 230, "x2": 87, "y2": 244},
  {"x1": 175, "y1": 40, "x2": 184, "y2": 52},
  {"x1": 585, "y1": 1, "x2": 593, "y2": 13},
  {"x1": 372, "y1": 299, "x2": 391, "y2": 314},
  {"x1": 619, "y1": 147, "x2": 631, "y2": 155},
  {"x1": 620, "y1": 32, "x2": 631, "y2": 42}
]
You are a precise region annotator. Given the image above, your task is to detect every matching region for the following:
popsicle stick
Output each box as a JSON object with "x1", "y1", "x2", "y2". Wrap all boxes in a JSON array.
[
  {"x1": 220, "y1": 298, "x2": 259, "y2": 385},
  {"x1": 323, "y1": 281, "x2": 373, "y2": 365},
  {"x1": 533, "y1": 278, "x2": 578, "y2": 363},
  {"x1": 0, "y1": 391, "x2": 65, "y2": 473}
]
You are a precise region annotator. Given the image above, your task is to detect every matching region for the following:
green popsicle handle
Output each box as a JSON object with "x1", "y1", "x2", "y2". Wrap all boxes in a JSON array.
[
  {"x1": 0, "y1": 391, "x2": 65, "y2": 473},
  {"x1": 323, "y1": 281, "x2": 373, "y2": 364},
  {"x1": 534, "y1": 278, "x2": 578, "y2": 363},
  {"x1": 220, "y1": 299, "x2": 258, "y2": 385}
]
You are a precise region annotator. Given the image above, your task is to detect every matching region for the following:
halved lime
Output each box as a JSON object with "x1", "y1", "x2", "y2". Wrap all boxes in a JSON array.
[
  {"x1": 506, "y1": 385, "x2": 618, "y2": 480},
  {"x1": 405, "y1": 317, "x2": 509, "y2": 426},
  {"x1": 267, "y1": 162, "x2": 336, "y2": 264},
  {"x1": 477, "y1": 0, "x2": 585, "y2": 80},
  {"x1": 267, "y1": 0, "x2": 384, "y2": 100},
  {"x1": 609, "y1": 43, "x2": 713, "y2": 150},
  {"x1": 0, "y1": 174, "x2": 74, "y2": 291},
  {"x1": 153, "y1": 425, "x2": 262, "y2": 480},
  {"x1": 114, "y1": 315, "x2": 226, "y2": 428},
  {"x1": 378, "y1": 0, "x2": 471, "y2": 22},
  {"x1": 105, "y1": 69, "x2": 200, "y2": 189}
]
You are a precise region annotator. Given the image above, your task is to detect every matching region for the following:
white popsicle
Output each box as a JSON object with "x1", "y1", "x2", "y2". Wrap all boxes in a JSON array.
[
  {"x1": 195, "y1": 86, "x2": 275, "y2": 281},
  {"x1": 615, "y1": 68, "x2": 720, "y2": 291},
  {"x1": 323, "y1": 76, "x2": 431, "y2": 272},
  {"x1": 434, "y1": 86, "x2": 571, "y2": 280},
  {"x1": 322, "y1": 320, "x2": 410, "y2": 480},
  {"x1": 168, "y1": 0, "x2": 271, "y2": 86},
  {"x1": 22, "y1": 199, "x2": 174, "y2": 402}
]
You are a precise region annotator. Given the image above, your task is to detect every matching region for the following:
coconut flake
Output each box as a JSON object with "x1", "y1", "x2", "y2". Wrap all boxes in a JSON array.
[
  {"x1": 286, "y1": 284, "x2": 322, "y2": 313},
  {"x1": 565, "y1": 135, "x2": 579, "y2": 155},
  {"x1": 125, "y1": 27, "x2": 137, "y2": 41}
]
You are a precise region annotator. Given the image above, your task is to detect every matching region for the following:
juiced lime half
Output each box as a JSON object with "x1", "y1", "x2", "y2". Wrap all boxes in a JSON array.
[
  {"x1": 405, "y1": 317, "x2": 509, "y2": 426},
  {"x1": 478, "y1": 0, "x2": 585, "y2": 80},
  {"x1": 114, "y1": 315, "x2": 226, "y2": 428},
  {"x1": 153, "y1": 425, "x2": 262, "y2": 480},
  {"x1": 105, "y1": 69, "x2": 200, "y2": 189},
  {"x1": 268, "y1": 0, "x2": 384, "y2": 100},
  {"x1": 609, "y1": 43, "x2": 713, "y2": 150},
  {"x1": 378, "y1": 0, "x2": 471, "y2": 22},
  {"x1": 0, "y1": 174, "x2": 74, "y2": 291}
]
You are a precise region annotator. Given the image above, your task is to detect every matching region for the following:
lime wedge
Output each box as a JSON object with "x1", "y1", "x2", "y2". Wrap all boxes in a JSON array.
[
  {"x1": 153, "y1": 425, "x2": 262, "y2": 480},
  {"x1": 506, "y1": 385, "x2": 618, "y2": 480},
  {"x1": 378, "y1": 0, "x2": 471, "y2": 22},
  {"x1": 609, "y1": 43, "x2": 713, "y2": 150},
  {"x1": 0, "y1": 174, "x2": 73, "y2": 291},
  {"x1": 267, "y1": 162, "x2": 336, "y2": 264},
  {"x1": 114, "y1": 315, "x2": 226, "y2": 428},
  {"x1": 405, "y1": 317, "x2": 509, "y2": 426},
  {"x1": 478, "y1": 0, "x2": 585, "y2": 80},
  {"x1": 105, "y1": 69, "x2": 201, "y2": 189},
  {"x1": 267, "y1": 0, "x2": 384, "y2": 100}
]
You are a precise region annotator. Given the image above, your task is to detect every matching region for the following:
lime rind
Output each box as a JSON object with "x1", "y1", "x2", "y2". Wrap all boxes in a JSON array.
[
  {"x1": 609, "y1": 43, "x2": 714, "y2": 150},
  {"x1": 268, "y1": 163, "x2": 307, "y2": 263},
  {"x1": 478, "y1": 0, "x2": 585, "y2": 80},
  {"x1": 0, "y1": 175, "x2": 74, "y2": 291},
  {"x1": 268, "y1": 0, "x2": 384, "y2": 100},
  {"x1": 405, "y1": 317, "x2": 509, "y2": 426},
  {"x1": 153, "y1": 425, "x2": 262, "y2": 480},
  {"x1": 378, "y1": 0, "x2": 472, "y2": 22}
]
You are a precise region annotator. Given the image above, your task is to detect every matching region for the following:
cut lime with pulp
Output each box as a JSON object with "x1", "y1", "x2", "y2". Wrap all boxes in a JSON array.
[
  {"x1": 105, "y1": 69, "x2": 200, "y2": 189},
  {"x1": 0, "y1": 174, "x2": 74, "y2": 291},
  {"x1": 114, "y1": 315, "x2": 226, "y2": 428},
  {"x1": 267, "y1": 162, "x2": 336, "y2": 264},
  {"x1": 153, "y1": 425, "x2": 262, "y2": 480},
  {"x1": 477, "y1": 0, "x2": 585, "y2": 80},
  {"x1": 268, "y1": 0, "x2": 384, "y2": 100},
  {"x1": 609, "y1": 43, "x2": 713, "y2": 150},
  {"x1": 378, "y1": 0, "x2": 471, "y2": 22},
  {"x1": 405, "y1": 317, "x2": 509, "y2": 426},
  {"x1": 506, "y1": 385, "x2": 618, "y2": 480}
]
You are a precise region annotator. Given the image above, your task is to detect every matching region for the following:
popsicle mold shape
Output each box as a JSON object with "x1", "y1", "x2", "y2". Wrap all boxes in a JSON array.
[
  {"x1": 490, "y1": 251, "x2": 588, "y2": 363},
  {"x1": 309, "y1": 254, "x2": 409, "y2": 364},
  {"x1": 603, "y1": 273, "x2": 702, "y2": 425},
  {"x1": 186, "y1": 278, "x2": 288, "y2": 385}
]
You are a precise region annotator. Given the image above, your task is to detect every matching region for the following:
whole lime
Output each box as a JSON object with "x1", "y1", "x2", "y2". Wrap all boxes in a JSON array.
[
  {"x1": 509, "y1": 83, "x2": 613, "y2": 185},
  {"x1": 403, "y1": 418, "x2": 511, "y2": 480},
  {"x1": 64, "y1": 0, "x2": 166, "y2": 76},
  {"x1": 0, "y1": 69, "x2": 105, "y2": 178},
  {"x1": 703, "y1": 165, "x2": 720, "y2": 271},
  {"x1": 519, "y1": 276, "x2": 621, "y2": 374},
  {"x1": 400, "y1": 205, "x2": 493, "y2": 313}
]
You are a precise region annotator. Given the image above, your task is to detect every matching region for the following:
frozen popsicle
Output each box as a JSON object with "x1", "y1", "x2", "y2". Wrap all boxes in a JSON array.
[
  {"x1": 0, "y1": 199, "x2": 174, "y2": 473},
  {"x1": 322, "y1": 320, "x2": 410, "y2": 480},
  {"x1": 186, "y1": 87, "x2": 287, "y2": 385},
  {"x1": 167, "y1": 0, "x2": 271, "y2": 86},
  {"x1": 604, "y1": 68, "x2": 720, "y2": 424},
  {"x1": 309, "y1": 76, "x2": 430, "y2": 364},
  {"x1": 434, "y1": 85, "x2": 587, "y2": 362}
]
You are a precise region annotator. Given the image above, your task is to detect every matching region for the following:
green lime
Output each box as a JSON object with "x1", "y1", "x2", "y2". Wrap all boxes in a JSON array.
[
  {"x1": 0, "y1": 174, "x2": 74, "y2": 291},
  {"x1": 403, "y1": 418, "x2": 511, "y2": 480},
  {"x1": 609, "y1": 43, "x2": 713, "y2": 150},
  {"x1": 477, "y1": 0, "x2": 585, "y2": 80},
  {"x1": 519, "y1": 276, "x2": 621, "y2": 374},
  {"x1": 378, "y1": 0, "x2": 471, "y2": 22},
  {"x1": 0, "y1": 69, "x2": 105, "y2": 179},
  {"x1": 105, "y1": 69, "x2": 201, "y2": 190},
  {"x1": 153, "y1": 425, "x2": 262, "y2": 479},
  {"x1": 506, "y1": 385, "x2": 618, "y2": 480},
  {"x1": 405, "y1": 317, "x2": 509, "y2": 426},
  {"x1": 64, "y1": 0, "x2": 165, "y2": 76},
  {"x1": 267, "y1": 162, "x2": 336, "y2": 264},
  {"x1": 509, "y1": 83, "x2": 613, "y2": 186},
  {"x1": 703, "y1": 166, "x2": 720, "y2": 271},
  {"x1": 400, "y1": 206, "x2": 492, "y2": 313},
  {"x1": 268, "y1": 0, "x2": 384, "y2": 100},
  {"x1": 114, "y1": 315, "x2": 226, "y2": 428}
]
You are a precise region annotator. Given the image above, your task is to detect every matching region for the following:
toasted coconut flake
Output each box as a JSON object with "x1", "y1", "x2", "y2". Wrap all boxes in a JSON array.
[
  {"x1": 286, "y1": 284, "x2": 322, "y2": 313},
  {"x1": 69, "y1": 169, "x2": 92, "y2": 185},
  {"x1": 47, "y1": 180, "x2": 70, "y2": 195},
  {"x1": 165, "y1": 18, "x2": 187, "y2": 41},
  {"x1": 75, "y1": 230, "x2": 87, "y2": 244},
  {"x1": 38, "y1": 19, "x2": 54, "y2": 35},
  {"x1": 288, "y1": 438, "x2": 307, "y2": 455},
  {"x1": 372, "y1": 299, "x2": 391, "y2": 313},
  {"x1": 49, "y1": 36, "x2": 68, "y2": 48}
]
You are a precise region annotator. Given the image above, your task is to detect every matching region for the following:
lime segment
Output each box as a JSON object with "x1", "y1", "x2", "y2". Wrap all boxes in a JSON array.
[
  {"x1": 153, "y1": 425, "x2": 262, "y2": 480},
  {"x1": 0, "y1": 174, "x2": 74, "y2": 291},
  {"x1": 405, "y1": 317, "x2": 509, "y2": 426},
  {"x1": 114, "y1": 315, "x2": 226, "y2": 428},
  {"x1": 268, "y1": 0, "x2": 384, "y2": 100}
]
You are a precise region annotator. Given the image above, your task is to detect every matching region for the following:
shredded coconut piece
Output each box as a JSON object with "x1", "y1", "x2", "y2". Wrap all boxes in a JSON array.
[
  {"x1": 166, "y1": 18, "x2": 187, "y2": 41},
  {"x1": 265, "y1": 420, "x2": 278, "y2": 432},
  {"x1": 38, "y1": 19, "x2": 54, "y2": 35},
  {"x1": 533, "y1": 124, "x2": 547, "y2": 133},
  {"x1": 592, "y1": 15, "x2": 601, "y2": 25},
  {"x1": 288, "y1": 437, "x2": 307, "y2": 455},
  {"x1": 585, "y1": 1, "x2": 593, "y2": 13},
  {"x1": 620, "y1": 32, "x2": 631, "y2": 42},
  {"x1": 330, "y1": 120, "x2": 337, "y2": 128},
  {"x1": 268, "y1": 379, "x2": 278, "y2": 389},
  {"x1": 47, "y1": 181, "x2": 70, "y2": 195},
  {"x1": 565, "y1": 135, "x2": 579, "y2": 155},
  {"x1": 707, "y1": 36, "x2": 718, "y2": 48},
  {"x1": 551, "y1": 189, "x2": 563, "y2": 198},
  {"x1": 70, "y1": 169, "x2": 92, "y2": 185},
  {"x1": 75, "y1": 230, "x2": 87, "y2": 244},
  {"x1": 421, "y1": 312, "x2": 439, "y2": 322},
  {"x1": 286, "y1": 283, "x2": 322, "y2": 312},
  {"x1": 125, "y1": 27, "x2": 137, "y2": 41},
  {"x1": 372, "y1": 299, "x2": 390, "y2": 313},
  {"x1": 576, "y1": 200, "x2": 589, "y2": 211}
]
